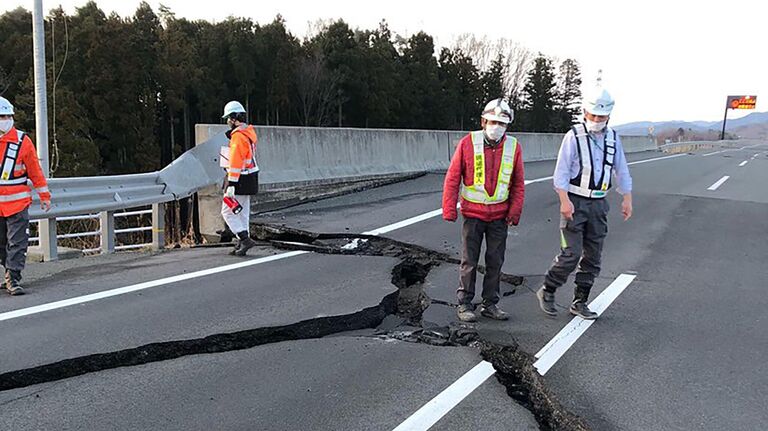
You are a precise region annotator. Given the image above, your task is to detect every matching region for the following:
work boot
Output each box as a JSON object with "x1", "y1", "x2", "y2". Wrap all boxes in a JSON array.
[
  {"x1": 569, "y1": 286, "x2": 597, "y2": 319},
  {"x1": 233, "y1": 231, "x2": 257, "y2": 256},
  {"x1": 456, "y1": 304, "x2": 477, "y2": 323},
  {"x1": 228, "y1": 238, "x2": 241, "y2": 255},
  {"x1": 5, "y1": 270, "x2": 24, "y2": 296},
  {"x1": 536, "y1": 286, "x2": 558, "y2": 317},
  {"x1": 478, "y1": 303, "x2": 509, "y2": 321}
]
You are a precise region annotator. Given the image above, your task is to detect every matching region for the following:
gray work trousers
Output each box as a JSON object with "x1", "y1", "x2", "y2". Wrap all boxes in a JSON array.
[
  {"x1": 458, "y1": 217, "x2": 508, "y2": 306},
  {"x1": 544, "y1": 194, "x2": 609, "y2": 295},
  {"x1": 0, "y1": 208, "x2": 30, "y2": 275}
]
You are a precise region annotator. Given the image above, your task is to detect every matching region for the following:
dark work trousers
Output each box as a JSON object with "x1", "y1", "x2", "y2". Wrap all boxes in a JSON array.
[
  {"x1": 0, "y1": 207, "x2": 30, "y2": 275},
  {"x1": 544, "y1": 194, "x2": 609, "y2": 297},
  {"x1": 458, "y1": 217, "x2": 508, "y2": 306}
]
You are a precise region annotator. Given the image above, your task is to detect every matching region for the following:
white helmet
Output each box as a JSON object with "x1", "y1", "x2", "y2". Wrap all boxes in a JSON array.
[
  {"x1": 481, "y1": 98, "x2": 513, "y2": 124},
  {"x1": 222, "y1": 100, "x2": 246, "y2": 119},
  {"x1": 582, "y1": 87, "x2": 614, "y2": 116},
  {"x1": 0, "y1": 97, "x2": 14, "y2": 116}
]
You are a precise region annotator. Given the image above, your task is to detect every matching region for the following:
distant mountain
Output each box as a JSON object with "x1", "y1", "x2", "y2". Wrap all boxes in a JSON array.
[{"x1": 614, "y1": 111, "x2": 768, "y2": 138}]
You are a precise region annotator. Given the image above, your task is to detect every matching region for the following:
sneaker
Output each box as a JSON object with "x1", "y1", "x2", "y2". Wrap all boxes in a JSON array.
[
  {"x1": 5, "y1": 272, "x2": 24, "y2": 296},
  {"x1": 536, "y1": 287, "x2": 558, "y2": 317},
  {"x1": 456, "y1": 304, "x2": 477, "y2": 322},
  {"x1": 478, "y1": 303, "x2": 509, "y2": 321}
]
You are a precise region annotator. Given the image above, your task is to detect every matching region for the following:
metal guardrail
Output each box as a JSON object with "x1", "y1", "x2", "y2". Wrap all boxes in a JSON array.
[
  {"x1": 29, "y1": 209, "x2": 154, "y2": 255},
  {"x1": 657, "y1": 140, "x2": 745, "y2": 153},
  {"x1": 27, "y1": 131, "x2": 226, "y2": 261}
]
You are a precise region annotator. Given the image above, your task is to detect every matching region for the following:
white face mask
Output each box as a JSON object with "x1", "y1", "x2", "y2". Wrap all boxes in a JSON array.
[
  {"x1": 484, "y1": 124, "x2": 507, "y2": 142},
  {"x1": 585, "y1": 119, "x2": 608, "y2": 133},
  {"x1": 0, "y1": 119, "x2": 12, "y2": 134}
]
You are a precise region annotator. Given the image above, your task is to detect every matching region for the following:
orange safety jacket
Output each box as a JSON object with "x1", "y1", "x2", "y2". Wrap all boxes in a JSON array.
[
  {"x1": 226, "y1": 125, "x2": 258, "y2": 184},
  {"x1": 0, "y1": 128, "x2": 51, "y2": 217}
]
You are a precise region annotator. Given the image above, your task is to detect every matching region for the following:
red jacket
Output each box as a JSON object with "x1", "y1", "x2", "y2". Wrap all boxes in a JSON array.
[
  {"x1": 442, "y1": 133, "x2": 525, "y2": 224},
  {"x1": 0, "y1": 128, "x2": 51, "y2": 217}
]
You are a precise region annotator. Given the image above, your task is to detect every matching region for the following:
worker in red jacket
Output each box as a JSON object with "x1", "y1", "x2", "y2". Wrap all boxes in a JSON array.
[{"x1": 442, "y1": 99, "x2": 525, "y2": 322}]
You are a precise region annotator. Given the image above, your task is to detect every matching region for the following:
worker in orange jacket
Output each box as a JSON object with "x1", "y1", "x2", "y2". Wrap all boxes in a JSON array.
[
  {"x1": 221, "y1": 101, "x2": 259, "y2": 256},
  {"x1": 0, "y1": 96, "x2": 51, "y2": 295}
]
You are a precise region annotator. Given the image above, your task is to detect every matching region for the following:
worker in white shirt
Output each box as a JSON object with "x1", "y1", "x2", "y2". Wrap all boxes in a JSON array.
[{"x1": 536, "y1": 86, "x2": 633, "y2": 320}]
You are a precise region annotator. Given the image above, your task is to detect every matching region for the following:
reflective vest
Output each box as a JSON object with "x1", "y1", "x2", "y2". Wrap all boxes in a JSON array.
[
  {"x1": 225, "y1": 124, "x2": 259, "y2": 183},
  {"x1": 460, "y1": 131, "x2": 517, "y2": 204},
  {"x1": 0, "y1": 128, "x2": 50, "y2": 216},
  {"x1": 568, "y1": 123, "x2": 616, "y2": 199}
]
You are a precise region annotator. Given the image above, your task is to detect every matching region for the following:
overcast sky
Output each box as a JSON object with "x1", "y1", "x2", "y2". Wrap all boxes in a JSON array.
[{"x1": 3, "y1": 0, "x2": 765, "y2": 125}]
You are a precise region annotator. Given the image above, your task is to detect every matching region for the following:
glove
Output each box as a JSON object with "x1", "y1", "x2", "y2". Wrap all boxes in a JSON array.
[{"x1": 224, "y1": 186, "x2": 236, "y2": 198}]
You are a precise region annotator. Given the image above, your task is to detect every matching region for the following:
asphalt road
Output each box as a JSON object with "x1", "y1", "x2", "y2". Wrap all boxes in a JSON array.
[{"x1": 0, "y1": 144, "x2": 766, "y2": 430}]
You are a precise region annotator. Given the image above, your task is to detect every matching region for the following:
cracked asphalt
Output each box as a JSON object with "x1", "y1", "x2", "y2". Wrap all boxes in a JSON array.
[{"x1": 1, "y1": 145, "x2": 767, "y2": 430}]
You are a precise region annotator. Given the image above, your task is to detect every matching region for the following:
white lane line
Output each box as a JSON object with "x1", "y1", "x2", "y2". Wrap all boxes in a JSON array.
[
  {"x1": 391, "y1": 361, "x2": 496, "y2": 431},
  {"x1": 0, "y1": 251, "x2": 309, "y2": 322},
  {"x1": 702, "y1": 150, "x2": 727, "y2": 157},
  {"x1": 739, "y1": 161, "x2": 748, "y2": 167},
  {"x1": 626, "y1": 153, "x2": 686, "y2": 165},
  {"x1": 4, "y1": 152, "x2": 688, "y2": 323},
  {"x1": 364, "y1": 209, "x2": 443, "y2": 236},
  {"x1": 533, "y1": 273, "x2": 637, "y2": 375},
  {"x1": 707, "y1": 176, "x2": 730, "y2": 191},
  {"x1": 391, "y1": 274, "x2": 636, "y2": 431}
]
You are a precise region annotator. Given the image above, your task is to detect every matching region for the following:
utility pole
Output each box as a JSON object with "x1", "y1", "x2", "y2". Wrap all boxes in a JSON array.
[{"x1": 32, "y1": 0, "x2": 50, "y2": 176}]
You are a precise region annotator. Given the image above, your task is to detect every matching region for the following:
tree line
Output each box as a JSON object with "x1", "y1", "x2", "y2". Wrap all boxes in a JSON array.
[{"x1": 1, "y1": 2, "x2": 582, "y2": 177}]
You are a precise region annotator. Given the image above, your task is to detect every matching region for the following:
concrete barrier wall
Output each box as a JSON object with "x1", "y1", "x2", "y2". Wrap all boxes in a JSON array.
[{"x1": 197, "y1": 125, "x2": 448, "y2": 185}]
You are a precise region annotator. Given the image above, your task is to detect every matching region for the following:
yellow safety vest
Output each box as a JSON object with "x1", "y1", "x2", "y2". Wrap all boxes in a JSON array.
[{"x1": 460, "y1": 131, "x2": 517, "y2": 204}]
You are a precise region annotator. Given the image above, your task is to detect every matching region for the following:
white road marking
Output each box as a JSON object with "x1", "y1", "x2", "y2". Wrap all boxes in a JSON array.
[
  {"x1": 739, "y1": 161, "x2": 748, "y2": 167},
  {"x1": 626, "y1": 154, "x2": 686, "y2": 165},
  {"x1": 391, "y1": 361, "x2": 497, "y2": 431},
  {"x1": 391, "y1": 274, "x2": 636, "y2": 431},
  {"x1": 533, "y1": 273, "x2": 637, "y2": 375},
  {"x1": 4, "y1": 152, "x2": 688, "y2": 323},
  {"x1": 703, "y1": 144, "x2": 761, "y2": 157},
  {"x1": 0, "y1": 251, "x2": 309, "y2": 322},
  {"x1": 707, "y1": 176, "x2": 730, "y2": 191},
  {"x1": 363, "y1": 210, "x2": 443, "y2": 236},
  {"x1": 702, "y1": 150, "x2": 727, "y2": 157}
]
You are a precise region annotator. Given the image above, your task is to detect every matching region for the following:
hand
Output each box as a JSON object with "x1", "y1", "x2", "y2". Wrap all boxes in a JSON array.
[
  {"x1": 224, "y1": 186, "x2": 236, "y2": 198},
  {"x1": 444, "y1": 216, "x2": 457, "y2": 223},
  {"x1": 506, "y1": 218, "x2": 518, "y2": 226},
  {"x1": 41, "y1": 200, "x2": 51, "y2": 212},
  {"x1": 560, "y1": 199, "x2": 574, "y2": 221},
  {"x1": 622, "y1": 197, "x2": 633, "y2": 221}
]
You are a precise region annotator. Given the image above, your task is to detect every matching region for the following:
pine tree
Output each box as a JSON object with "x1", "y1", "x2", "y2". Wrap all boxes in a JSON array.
[
  {"x1": 520, "y1": 54, "x2": 557, "y2": 132},
  {"x1": 553, "y1": 59, "x2": 582, "y2": 131},
  {"x1": 438, "y1": 47, "x2": 480, "y2": 130}
]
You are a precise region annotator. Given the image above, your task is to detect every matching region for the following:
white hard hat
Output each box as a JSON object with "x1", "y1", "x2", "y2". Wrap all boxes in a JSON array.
[
  {"x1": 481, "y1": 98, "x2": 513, "y2": 124},
  {"x1": 582, "y1": 87, "x2": 614, "y2": 116},
  {"x1": 0, "y1": 97, "x2": 14, "y2": 116},
  {"x1": 222, "y1": 100, "x2": 246, "y2": 119}
]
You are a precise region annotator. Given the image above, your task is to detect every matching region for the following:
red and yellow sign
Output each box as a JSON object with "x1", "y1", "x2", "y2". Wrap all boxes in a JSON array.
[{"x1": 727, "y1": 95, "x2": 757, "y2": 110}]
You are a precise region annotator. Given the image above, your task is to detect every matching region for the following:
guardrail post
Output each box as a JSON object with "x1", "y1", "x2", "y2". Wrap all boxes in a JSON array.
[
  {"x1": 100, "y1": 211, "x2": 115, "y2": 254},
  {"x1": 38, "y1": 218, "x2": 58, "y2": 261},
  {"x1": 152, "y1": 202, "x2": 165, "y2": 251}
]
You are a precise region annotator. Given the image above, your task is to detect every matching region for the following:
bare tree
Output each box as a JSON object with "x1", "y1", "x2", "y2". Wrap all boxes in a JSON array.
[
  {"x1": 454, "y1": 34, "x2": 534, "y2": 105},
  {"x1": 295, "y1": 48, "x2": 340, "y2": 126}
]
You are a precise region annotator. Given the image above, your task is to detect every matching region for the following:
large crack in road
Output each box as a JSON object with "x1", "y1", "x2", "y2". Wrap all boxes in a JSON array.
[{"x1": 0, "y1": 224, "x2": 588, "y2": 430}]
